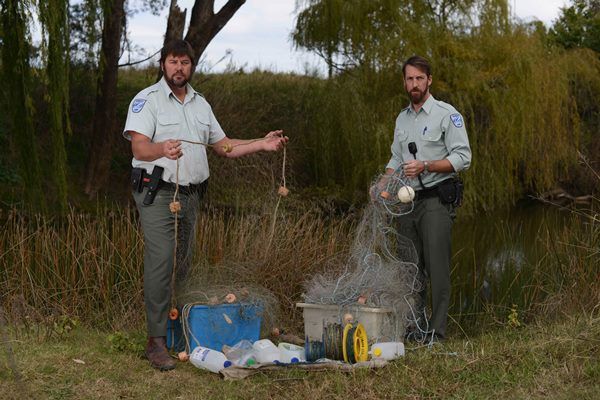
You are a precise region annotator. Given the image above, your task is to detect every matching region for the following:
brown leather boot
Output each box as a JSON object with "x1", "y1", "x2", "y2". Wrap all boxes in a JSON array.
[{"x1": 145, "y1": 336, "x2": 176, "y2": 371}]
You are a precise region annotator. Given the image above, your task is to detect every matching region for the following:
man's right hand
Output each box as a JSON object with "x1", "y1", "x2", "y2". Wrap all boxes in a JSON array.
[
  {"x1": 161, "y1": 139, "x2": 182, "y2": 160},
  {"x1": 130, "y1": 131, "x2": 182, "y2": 161}
]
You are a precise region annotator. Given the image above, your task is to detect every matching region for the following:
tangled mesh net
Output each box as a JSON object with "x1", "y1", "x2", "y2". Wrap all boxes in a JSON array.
[
  {"x1": 177, "y1": 277, "x2": 280, "y2": 332},
  {"x1": 304, "y1": 168, "x2": 429, "y2": 342}
]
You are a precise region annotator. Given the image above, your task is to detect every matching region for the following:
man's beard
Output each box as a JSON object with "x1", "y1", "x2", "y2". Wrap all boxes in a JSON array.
[
  {"x1": 408, "y1": 85, "x2": 429, "y2": 104},
  {"x1": 166, "y1": 72, "x2": 188, "y2": 88}
]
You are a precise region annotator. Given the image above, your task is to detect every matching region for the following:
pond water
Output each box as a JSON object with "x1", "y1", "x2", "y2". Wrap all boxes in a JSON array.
[{"x1": 449, "y1": 200, "x2": 573, "y2": 321}]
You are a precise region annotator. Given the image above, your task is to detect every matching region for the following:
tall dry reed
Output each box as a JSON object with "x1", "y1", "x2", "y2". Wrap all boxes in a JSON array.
[
  {"x1": 0, "y1": 203, "x2": 355, "y2": 331},
  {"x1": 1, "y1": 198, "x2": 597, "y2": 333}
]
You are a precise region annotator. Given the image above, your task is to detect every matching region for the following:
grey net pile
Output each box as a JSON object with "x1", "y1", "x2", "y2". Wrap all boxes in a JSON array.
[{"x1": 304, "y1": 169, "x2": 427, "y2": 342}]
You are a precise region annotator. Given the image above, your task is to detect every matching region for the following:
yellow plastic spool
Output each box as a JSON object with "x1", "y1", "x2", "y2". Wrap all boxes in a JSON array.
[
  {"x1": 342, "y1": 323, "x2": 352, "y2": 363},
  {"x1": 353, "y1": 323, "x2": 369, "y2": 362},
  {"x1": 342, "y1": 323, "x2": 369, "y2": 363}
]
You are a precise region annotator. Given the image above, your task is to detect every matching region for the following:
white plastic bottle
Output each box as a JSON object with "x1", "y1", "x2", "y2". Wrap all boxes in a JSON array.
[
  {"x1": 252, "y1": 339, "x2": 280, "y2": 364},
  {"x1": 370, "y1": 342, "x2": 405, "y2": 360},
  {"x1": 190, "y1": 346, "x2": 233, "y2": 373},
  {"x1": 278, "y1": 342, "x2": 305, "y2": 363}
]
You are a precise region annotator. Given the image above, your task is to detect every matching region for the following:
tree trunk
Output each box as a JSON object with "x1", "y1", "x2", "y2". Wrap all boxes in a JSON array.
[
  {"x1": 165, "y1": 0, "x2": 187, "y2": 45},
  {"x1": 84, "y1": 0, "x2": 125, "y2": 198},
  {"x1": 163, "y1": 0, "x2": 246, "y2": 67}
]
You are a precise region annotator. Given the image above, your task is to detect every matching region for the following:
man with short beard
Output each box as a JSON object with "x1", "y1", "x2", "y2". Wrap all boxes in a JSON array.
[
  {"x1": 123, "y1": 40, "x2": 287, "y2": 370},
  {"x1": 376, "y1": 55, "x2": 471, "y2": 342}
]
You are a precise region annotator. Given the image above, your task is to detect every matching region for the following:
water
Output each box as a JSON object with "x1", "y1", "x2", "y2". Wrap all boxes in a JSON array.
[{"x1": 449, "y1": 201, "x2": 573, "y2": 323}]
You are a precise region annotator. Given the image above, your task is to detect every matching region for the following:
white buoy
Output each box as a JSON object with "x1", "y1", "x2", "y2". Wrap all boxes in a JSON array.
[{"x1": 397, "y1": 185, "x2": 415, "y2": 203}]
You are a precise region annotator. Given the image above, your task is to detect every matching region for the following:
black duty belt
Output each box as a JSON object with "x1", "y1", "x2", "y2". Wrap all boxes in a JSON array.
[
  {"x1": 160, "y1": 179, "x2": 208, "y2": 196},
  {"x1": 414, "y1": 178, "x2": 454, "y2": 201},
  {"x1": 414, "y1": 186, "x2": 439, "y2": 201}
]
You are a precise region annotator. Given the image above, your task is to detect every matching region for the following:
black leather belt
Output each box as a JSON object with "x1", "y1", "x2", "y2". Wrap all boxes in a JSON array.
[{"x1": 160, "y1": 179, "x2": 208, "y2": 196}]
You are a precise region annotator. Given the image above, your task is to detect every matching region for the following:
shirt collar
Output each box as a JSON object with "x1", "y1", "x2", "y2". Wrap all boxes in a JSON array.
[
  {"x1": 407, "y1": 94, "x2": 435, "y2": 115},
  {"x1": 159, "y1": 77, "x2": 196, "y2": 103}
]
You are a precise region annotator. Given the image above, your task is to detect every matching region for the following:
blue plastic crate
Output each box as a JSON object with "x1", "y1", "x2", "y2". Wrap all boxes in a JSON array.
[{"x1": 167, "y1": 303, "x2": 262, "y2": 352}]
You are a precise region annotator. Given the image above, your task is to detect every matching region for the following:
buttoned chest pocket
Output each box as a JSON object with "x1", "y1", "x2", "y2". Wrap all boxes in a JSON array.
[
  {"x1": 194, "y1": 114, "x2": 210, "y2": 142},
  {"x1": 421, "y1": 127, "x2": 446, "y2": 154},
  {"x1": 394, "y1": 128, "x2": 408, "y2": 143},
  {"x1": 156, "y1": 113, "x2": 180, "y2": 138},
  {"x1": 422, "y1": 127, "x2": 444, "y2": 143}
]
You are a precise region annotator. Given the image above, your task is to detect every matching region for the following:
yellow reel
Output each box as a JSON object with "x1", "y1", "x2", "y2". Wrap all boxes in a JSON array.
[{"x1": 342, "y1": 323, "x2": 369, "y2": 363}]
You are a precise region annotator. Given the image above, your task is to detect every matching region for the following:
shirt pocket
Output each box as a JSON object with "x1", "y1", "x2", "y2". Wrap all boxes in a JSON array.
[
  {"x1": 394, "y1": 127, "x2": 408, "y2": 143},
  {"x1": 422, "y1": 126, "x2": 443, "y2": 142},
  {"x1": 156, "y1": 113, "x2": 180, "y2": 137},
  {"x1": 194, "y1": 114, "x2": 210, "y2": 142},
  {"x1": 420, "y1": 126, "x2": 446, "y2": 157}
]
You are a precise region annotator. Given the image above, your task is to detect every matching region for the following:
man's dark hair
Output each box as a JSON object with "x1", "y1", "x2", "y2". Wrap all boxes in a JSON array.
[
  {"x1": 160, "y1": 40, "x2": 195, "y2": 65},
  {"x1": 402, "y1": 55, "x2": 432, "y2": 77}
]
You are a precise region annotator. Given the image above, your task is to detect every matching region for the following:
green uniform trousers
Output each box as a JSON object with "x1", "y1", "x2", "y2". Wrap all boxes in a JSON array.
[
  {"x1": 133, "y1": 187, "x2": 200, "y2": 337},
  {"x1": 398, "y1": 196, "x2": 455, "y2": 338}
]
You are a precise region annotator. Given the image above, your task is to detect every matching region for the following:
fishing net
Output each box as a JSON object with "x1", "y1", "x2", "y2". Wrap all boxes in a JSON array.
[{"x1": 304, "y1": 168, "x2": 429, "y2": 342}]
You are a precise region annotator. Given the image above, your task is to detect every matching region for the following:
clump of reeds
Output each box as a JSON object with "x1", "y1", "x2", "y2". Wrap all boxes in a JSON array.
[{"x1": 0, "y1": 199, "x2": 355, "y2": 332}]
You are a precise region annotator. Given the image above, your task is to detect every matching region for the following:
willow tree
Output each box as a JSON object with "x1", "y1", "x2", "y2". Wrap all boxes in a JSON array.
[
  {"x1": 0, "y1": 0, "x2": 45, "y2": 210},
  {"x1": 292, "y1": 0, "x2": 478, "y2": 76},
  {"x1": 39, "y1": 0, "x2": 71, "y2": 213}
]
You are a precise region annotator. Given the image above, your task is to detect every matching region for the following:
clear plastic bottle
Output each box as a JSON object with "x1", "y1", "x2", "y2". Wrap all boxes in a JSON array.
[
  {"x1": 189, "y1": 346, "x2": 233, "y2": 373},
  {"x1": 223, "y1": 340, "x2": 257, "y2": 367},
  {"x1": 252, "y1": 339, "x2": 280, "y2": 364}
]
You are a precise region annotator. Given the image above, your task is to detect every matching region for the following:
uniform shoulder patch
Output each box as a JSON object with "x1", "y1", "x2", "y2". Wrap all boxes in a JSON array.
[
  {"x1": 450, "y1": 113, "x2": 464, "y2": 128},
  {"x1": 131, "y1": 99, "x2": 146, "y2": 113}
]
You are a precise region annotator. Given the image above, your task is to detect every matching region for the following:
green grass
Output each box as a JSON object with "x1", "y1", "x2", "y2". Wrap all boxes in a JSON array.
[{"x1": 1, "y1": 314, "x2": 598, "y2": 399}]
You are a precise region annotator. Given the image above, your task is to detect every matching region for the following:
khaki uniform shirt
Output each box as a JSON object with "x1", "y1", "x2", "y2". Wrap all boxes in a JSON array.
[
  {"x1": 123, "y1": 78, "x2": 226, "y2": 186},
  {"x1": 386, "y1": 95, "x2": 471, "y2": 188}
]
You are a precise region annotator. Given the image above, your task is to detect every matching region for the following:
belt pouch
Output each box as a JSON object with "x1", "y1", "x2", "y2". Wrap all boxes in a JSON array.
[
  {"x1": 438, "y1": 179, "x2": 463, "y2": 207},
  {"x1": 131, "y1": 168, "x2": 145, "y2": 193}
]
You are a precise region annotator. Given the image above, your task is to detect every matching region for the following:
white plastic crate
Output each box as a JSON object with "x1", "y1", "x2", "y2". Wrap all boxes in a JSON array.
[{"x1": 296, "y1": 302, "x2": 392, "y2": 344}]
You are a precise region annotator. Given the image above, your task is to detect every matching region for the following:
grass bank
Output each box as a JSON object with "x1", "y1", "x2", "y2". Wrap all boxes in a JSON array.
[{"x1": 1, "y1": 313, "x2": 598, "y2": 399}]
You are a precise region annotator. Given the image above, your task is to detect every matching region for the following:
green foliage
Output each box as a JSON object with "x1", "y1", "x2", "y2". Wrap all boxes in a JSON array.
[
  {"x1": 507, "y1": 304, "x2": 521, "y2": 328},
  {"x1": 292, "y1": 0, "x2": 504, "y2": 74},
  {"x1": 549, "y1": 0, "x2": 600, "y2": 52},
  {"x1": 0, "y1": 0, "x2": 45, "y2": 211},
  {"x1": 38, "y1": 0, "x2": 71, "y2": 213},
  {"x1": 50, "y1": 315, "x2": 79, "y2": 338},
  {"x1": 107, "y1": 331, "x2": 145, "y2": 353}
]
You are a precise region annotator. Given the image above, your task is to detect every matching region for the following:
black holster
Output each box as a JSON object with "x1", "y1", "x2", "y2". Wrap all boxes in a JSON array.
[
  {"x1": 131, "y1": 166, "x2": 164, "y2": 205},
  {"x1": 437, "y1": 178, "x2": 464, "y2": 207}
]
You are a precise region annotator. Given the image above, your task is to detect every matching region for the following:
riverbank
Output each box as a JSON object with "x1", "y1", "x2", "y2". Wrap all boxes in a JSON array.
[{"x1": 1, "y1": 313, "x2": 598, "y2": 399}]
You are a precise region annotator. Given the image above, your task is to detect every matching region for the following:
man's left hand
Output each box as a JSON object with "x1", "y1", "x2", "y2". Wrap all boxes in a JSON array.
[{"x1": 262, "y1": 130, "x2": 288, "y2": 151}]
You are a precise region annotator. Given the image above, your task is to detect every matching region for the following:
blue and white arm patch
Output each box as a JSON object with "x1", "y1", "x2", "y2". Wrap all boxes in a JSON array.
[
  {"x1": 450, "y1": 113, "x2": 464, "y2": 128},
  {"x1": 131, "y1": 99, "x2": 147, "y2": 113}
]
